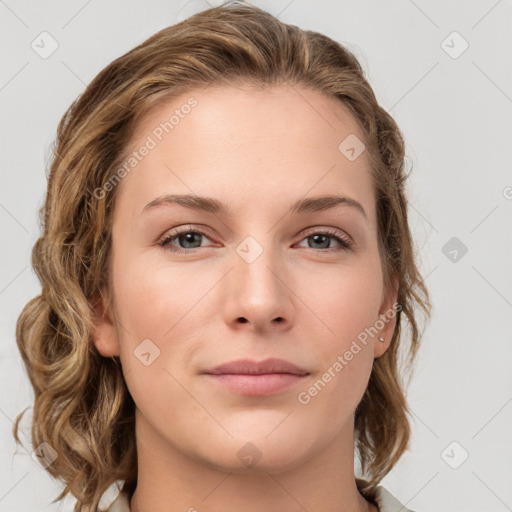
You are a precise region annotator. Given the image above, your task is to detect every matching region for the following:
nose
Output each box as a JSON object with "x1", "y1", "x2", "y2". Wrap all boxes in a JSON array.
[{"x1": 221, "y1": 241, "x2": 295, "y2": 334}]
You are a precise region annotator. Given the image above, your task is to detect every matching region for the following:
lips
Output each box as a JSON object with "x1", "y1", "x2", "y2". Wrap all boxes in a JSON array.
[
  {"x1": 202, "y1": 358, "x2": 310, "y2": 396},
  {"x1": 204, "y1": 357, "x2": 309, "y2": 376}
]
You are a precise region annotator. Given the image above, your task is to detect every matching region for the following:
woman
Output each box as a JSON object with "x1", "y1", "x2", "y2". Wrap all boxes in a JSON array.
[{"x1": 13, "y1": 3, "x2": 431, "y2": 511}]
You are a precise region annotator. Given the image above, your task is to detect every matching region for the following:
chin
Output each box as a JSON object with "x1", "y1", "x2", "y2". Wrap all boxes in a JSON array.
[{"x1": 196, "y1": 435, "x2": 316, "y2": 475}]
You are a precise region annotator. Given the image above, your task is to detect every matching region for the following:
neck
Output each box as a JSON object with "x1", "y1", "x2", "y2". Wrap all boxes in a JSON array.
[{"x1": 129, "y1": 408, "x2": 376, "y2": 512}]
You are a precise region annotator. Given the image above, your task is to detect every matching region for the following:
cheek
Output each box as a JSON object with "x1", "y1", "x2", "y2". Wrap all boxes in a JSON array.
[
  {"x1": 294, "y1": 258, "x2": 381, "y2": 397},
  {"x1": 294, "y1": 322, "x2": 374, "y2": 449},
  {"x1": 300, "y1": 257, "x2": 383, "y2": 343},
  {"x1": 111, "y1": 259, "x2": 202, "y2": 421},
  {"x1": 111, "y1": 256, "x2": 217, "y2": 386},
  {"x1": 111, "y1": 251, "x2": 201, "y2": 336}
]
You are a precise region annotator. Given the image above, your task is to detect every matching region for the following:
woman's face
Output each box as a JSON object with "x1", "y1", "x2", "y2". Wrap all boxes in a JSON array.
[{"x1": 94, "y1": 84, "x2": 398, "y2": 473}]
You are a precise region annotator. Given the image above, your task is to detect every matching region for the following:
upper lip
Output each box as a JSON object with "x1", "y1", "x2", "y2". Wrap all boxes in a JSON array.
[{"x1": 204, "y1": 358, "x2": 309, "y2": 376}]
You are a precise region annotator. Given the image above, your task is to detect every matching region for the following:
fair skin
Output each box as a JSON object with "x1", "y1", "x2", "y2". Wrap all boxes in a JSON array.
[{"x1": 93, "y1": 83, "x2": 398, "y2": 512}]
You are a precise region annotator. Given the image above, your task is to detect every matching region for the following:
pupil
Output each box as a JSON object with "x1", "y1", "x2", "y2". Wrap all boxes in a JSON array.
[
  {"x1": 311, "y1": 234, "x2": 329, "y2": 249},
  {"x1": 180, "y1": 233, "x2": 200, "y2": 248}
]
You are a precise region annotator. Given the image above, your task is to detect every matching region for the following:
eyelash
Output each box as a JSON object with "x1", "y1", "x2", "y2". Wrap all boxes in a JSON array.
[{"x1": 158, "y1": 226, "x2": 352, "y2": 254}]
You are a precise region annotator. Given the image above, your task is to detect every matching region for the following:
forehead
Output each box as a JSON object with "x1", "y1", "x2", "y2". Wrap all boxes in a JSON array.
[
  {"x1": 130, "y1": 83, "x2": 365, "y2": 152},
  {"x1": 115, "y1": 83, "x2": 376, "y2": 224}
]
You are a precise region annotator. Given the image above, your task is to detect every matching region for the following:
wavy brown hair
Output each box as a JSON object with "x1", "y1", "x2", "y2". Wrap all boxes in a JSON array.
[{"x1": 13, "y1": 2, "x2": 431, "y2": 510}]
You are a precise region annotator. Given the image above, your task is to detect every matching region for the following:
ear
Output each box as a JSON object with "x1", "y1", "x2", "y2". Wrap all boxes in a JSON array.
[
  {"x1": 91, "y1": 287, "x2": 120, "y2": 358},
  {"x1": 374, "y1": 273, "x2": 400, "y2": 359}
]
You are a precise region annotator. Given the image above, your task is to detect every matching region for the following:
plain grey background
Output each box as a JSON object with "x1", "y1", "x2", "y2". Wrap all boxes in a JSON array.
[{"x1": 1, "y1": 1, "x2": 511, "y2": 511}]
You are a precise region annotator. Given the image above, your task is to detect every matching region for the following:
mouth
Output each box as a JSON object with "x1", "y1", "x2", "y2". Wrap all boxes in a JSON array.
[
  {"x1": 204, "y1": 357, "x2": 310, "y2": 376},
  {"x1": 202, "y1": 358, "x2": 310, "y2": 396},
  {"x1": 203, "y1": 373, "x2": 308, "y2": 396}
]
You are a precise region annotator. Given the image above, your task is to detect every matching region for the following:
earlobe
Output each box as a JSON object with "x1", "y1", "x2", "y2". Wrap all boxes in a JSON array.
[
  {"x1": 374, "y1": 274, "x2": 400, "y2": 359},
  {"x1": 91, "y1": 288, "x2": 120, "y2": 358}
]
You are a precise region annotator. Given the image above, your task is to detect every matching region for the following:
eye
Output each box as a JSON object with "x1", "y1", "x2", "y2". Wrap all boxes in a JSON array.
[
  {"x1": 159, "y1": 226, "x2": 214, "y2": 253},
  {"x1": 159, "y1": 226, "x2": 353, "y2": 254},
  {"x1": 295, "y1": 228, "x2": 352, "y2": 252}
]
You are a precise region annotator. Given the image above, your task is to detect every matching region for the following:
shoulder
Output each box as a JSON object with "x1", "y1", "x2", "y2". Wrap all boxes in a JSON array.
[{"x1": 356, "y1": 478, "x2": 417, "y2": 512}]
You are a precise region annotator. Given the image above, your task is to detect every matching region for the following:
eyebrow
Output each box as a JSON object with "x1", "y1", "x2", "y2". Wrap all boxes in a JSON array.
[{"x1": 142, "y1": 194, "x2": 367, "y2": 220}]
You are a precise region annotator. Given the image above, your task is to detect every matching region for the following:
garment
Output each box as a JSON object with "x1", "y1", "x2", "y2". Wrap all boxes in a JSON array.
[
  {"x1": 356, "y1": 478, "x2": 416, "y2": 512},
  {"x1": 101, "y1": 478, "x2": 415, "y2": 512}
]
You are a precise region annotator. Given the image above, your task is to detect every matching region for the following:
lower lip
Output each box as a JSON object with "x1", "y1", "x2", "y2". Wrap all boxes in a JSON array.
[{"x1": 204, "y1": 373, "x2": 308, "y2": 396}]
